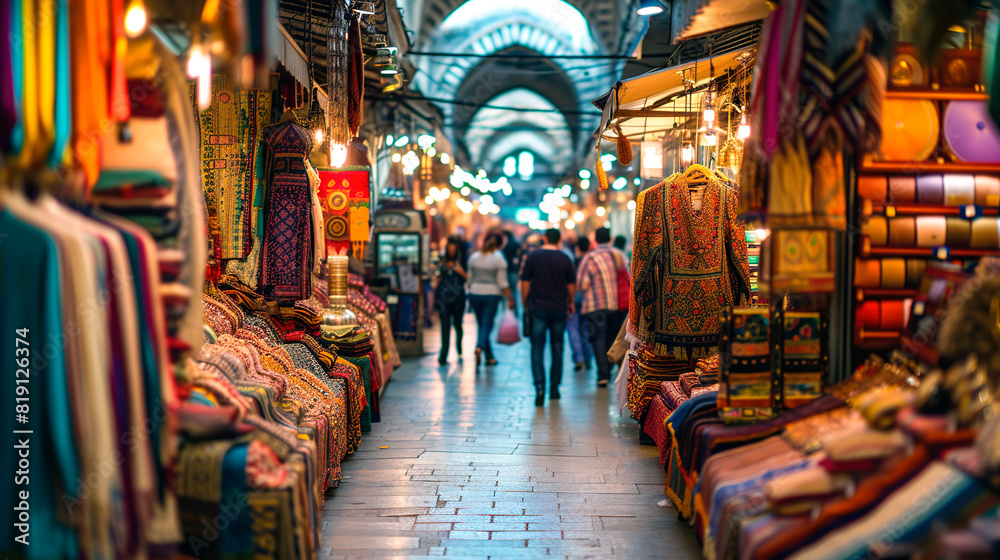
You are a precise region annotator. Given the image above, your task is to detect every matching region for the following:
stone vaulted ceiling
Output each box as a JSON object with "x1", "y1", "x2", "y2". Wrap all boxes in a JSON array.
[{"x1": 402, "y1": 0, "x2": 644, "y2": 191}]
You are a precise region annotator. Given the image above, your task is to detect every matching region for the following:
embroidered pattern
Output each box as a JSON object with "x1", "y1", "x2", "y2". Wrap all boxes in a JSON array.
[
  {"x1": 260, "y1": 121, "x2": 314, "y2": 301},
  {"x1": 630, "y1": 173, "x2": 752, "y2": 360}
]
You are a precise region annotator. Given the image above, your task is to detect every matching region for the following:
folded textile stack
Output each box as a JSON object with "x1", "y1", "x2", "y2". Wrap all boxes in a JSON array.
[
  {"x1": 626, "y1": 347, "x2": 691, "y2": 420},
  {"x1": 186, "y1": 290, "x2": 379, "y2": 559},
  {"x1": 89, "y1": 37, "x2": 207, "y2": 373},
  {"x1": 679, "y1": 372, "x2": 702, "y2": 396},
  {"x1": 323, "y1": 327, "x2": 382, "y2": 430},
  {"x1": 696, "y1": 354, "x2": 720, "y2": 385}
]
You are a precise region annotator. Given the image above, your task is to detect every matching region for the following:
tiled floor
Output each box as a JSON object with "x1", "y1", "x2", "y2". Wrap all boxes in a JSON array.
[{"x1": 321, "y1": 315, "x2": 700, "y2": 559}]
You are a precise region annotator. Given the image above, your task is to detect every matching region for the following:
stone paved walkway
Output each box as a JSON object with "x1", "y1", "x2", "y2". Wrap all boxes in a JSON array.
[{"x1": 321, "y1": 316, "x2": 700, "y2": 559}]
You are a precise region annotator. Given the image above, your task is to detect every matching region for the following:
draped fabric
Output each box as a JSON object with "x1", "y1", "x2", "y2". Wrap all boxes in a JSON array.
[
  {"x1": 259, "y1": 119, "x2": 315, "y2": 301},
  {"x1": 631, "y1": 173, "x2": 752, "y2": 360},
  {"x1": 196, "y1": 76, "x2": 273, "y2": 260}
]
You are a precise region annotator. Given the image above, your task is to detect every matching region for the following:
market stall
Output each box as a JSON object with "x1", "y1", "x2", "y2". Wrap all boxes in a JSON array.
[
  {"x1": 0, "y1": 0, "x2": 404, "y2": 557},
  {"x1": 598, "y1": 1, "x2": 1000, "y2": 557}
]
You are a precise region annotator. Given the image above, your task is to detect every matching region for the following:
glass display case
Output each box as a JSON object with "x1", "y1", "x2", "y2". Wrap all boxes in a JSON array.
[{"x1": 373, "y1": 210, "x2": 429, "y2": 356}]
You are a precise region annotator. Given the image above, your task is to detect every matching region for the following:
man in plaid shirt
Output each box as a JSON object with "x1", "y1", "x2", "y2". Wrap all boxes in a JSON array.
[{"x1": 576, "y1": 227, "x2": 630, "y2": 386}]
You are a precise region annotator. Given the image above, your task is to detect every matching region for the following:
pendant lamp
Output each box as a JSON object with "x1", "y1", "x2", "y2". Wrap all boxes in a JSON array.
[{"x1": 637, "y1": 0, "x2": 664, "y2": 16}]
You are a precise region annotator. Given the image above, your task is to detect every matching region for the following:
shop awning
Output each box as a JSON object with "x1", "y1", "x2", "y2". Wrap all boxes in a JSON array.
[
  {"x1": 593, "y1": 48, "x2": 753, "y2": 142},
  {"x1": 276, "y1": 22, "x2": 312, "y2": 89},
  {"x1": 671, "y1": 0, "x2": 771, "y2": 42}
]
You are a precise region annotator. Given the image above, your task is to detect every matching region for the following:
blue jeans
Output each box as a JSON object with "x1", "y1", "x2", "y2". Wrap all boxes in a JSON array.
[
  {"x1": 469, "y1": 294, "x2": 502, "y2": 360},
  {"x1": 567, "y1": 294, "x2": 593, "y2": 365},
  {"x1": 530, "y1": 309, "x2": 567, "y2": 391}
]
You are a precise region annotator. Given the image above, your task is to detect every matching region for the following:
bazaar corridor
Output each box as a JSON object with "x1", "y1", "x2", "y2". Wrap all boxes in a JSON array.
[{"x1": 320, "y1": 317, "x2": 701, "y2": 559}]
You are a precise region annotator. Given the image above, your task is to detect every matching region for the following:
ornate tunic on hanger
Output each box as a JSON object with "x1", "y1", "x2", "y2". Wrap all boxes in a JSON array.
[
  {"x1": 260, "y1": 120, "x2": 314, "y2": 301},
  {"x1": 631, "y1": 173, "x2": 752, "y2": 360}
]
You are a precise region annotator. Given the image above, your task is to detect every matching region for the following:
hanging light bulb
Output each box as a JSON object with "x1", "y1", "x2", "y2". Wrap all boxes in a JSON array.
[
  {"x1": 738, "y1": 112, "x2": 751, "y2": 141},
  {"x1": 703, "y1": 105, "x2": 716, "y2": 128},
  {"x1": 703, "y1": 130, "x2": 718, "y2": 147},
  {"x1": 330, "y1": 143, "x2": 348, "y2": 167},
  {"x1": 124, "y1": 0, "x2": 147, "y2": 37},
  {"x1": 187, "y1": 44, "x2": 211, "y2": 110},
  {"x1": 681, "y1": 143, "x2": 694, "y2": 164}
]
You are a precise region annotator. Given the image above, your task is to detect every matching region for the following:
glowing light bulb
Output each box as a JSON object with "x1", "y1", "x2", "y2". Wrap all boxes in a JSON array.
[
  {"x1": 681, "y1": 143, "x2": 694, "y2": 164},
  {"x1": 703, "y1": 106, "x2": 716, "y2": 126},
  {"x1": 738, "y1": 113, "x2": 751, "y2": 141},
  {"x1": 425, "y1": 196, "x2": 434, "y2": 205},
  {"x1": 573, "y1": 211, "x2": 584, "y2": 222},
  {"x1": 627, "y1": 200, "x2": 637, "y2": 211},
  {"x1": 441, "y1": 153, "x2": 451, "y2": 165},
  {"x1": 580, "y1": 179, "x2": 590, "y2": 190},
  {"x1": 124, "y1": 0, "x2": 147, "y2": 38},
  {"x1": 427, "y1": 147, "x2": 437, "y2": 157},
  {"x1": 314, "y1": 129, "x2": 324, "y2": 144},
  {"x1": 565, "y1": 219, "x2": 576, "y2": 229},
  {"x1": 596, "y1": 207, "x2": 606, "y2": 217},
  {"x1": 703, "y1": 130, "x2": 717, "y2": 147},
  {"x1": 391, "y1": 152, "x2": 401, "y2": 162},
  {"x1": 187, "y1": 45, "x2": 211, "y2": 110},
  {"x1": 330, "y1": 143, "x2": 348, "y2": 167}
]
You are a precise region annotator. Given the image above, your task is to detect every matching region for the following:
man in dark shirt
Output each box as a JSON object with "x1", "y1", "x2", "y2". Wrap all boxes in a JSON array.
[{"x1": 520, "y1": 228, "x2": 576, "y2": 406}]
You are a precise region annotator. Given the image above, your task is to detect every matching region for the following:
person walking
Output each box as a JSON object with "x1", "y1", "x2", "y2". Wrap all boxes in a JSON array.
[
  {"x1": 433, "y1": 236, "x2": 468, "y2": 365},
  {"x1": 567, "y1": 236, "x2": 594, "y2": 371},
  {"x1": 502, "y1": 231, "x2": 522, "y2": 311},
  {"x1": 521, "y1": 228, "x2": 576, "y2": 406},
  {"x1": 576, "y1": 227, "x2": 631, "y2": 387},
  {"x1": 467, "y1": 233, "x2": 516, "y2": 367}
]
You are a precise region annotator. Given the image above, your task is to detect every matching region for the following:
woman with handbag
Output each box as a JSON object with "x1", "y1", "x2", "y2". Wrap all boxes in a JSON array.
[
  {"x1": 467, "y1": 233, "x2": 516, "y2": 367},
  {"x1": 433, "y1": 236, "x2": 468, "y2": 365}
]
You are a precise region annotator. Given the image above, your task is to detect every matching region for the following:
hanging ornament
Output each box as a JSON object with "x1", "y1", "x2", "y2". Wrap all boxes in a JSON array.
[
  {"x1": 596, "y1": 147, "x2": 609, "y2": 190},
  {"x1": 615, "y1": 124, "x2": 633, "y2": 165}
]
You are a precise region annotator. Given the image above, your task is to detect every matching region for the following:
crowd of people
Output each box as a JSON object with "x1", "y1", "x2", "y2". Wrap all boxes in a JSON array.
[{"x1": 430, "y1": 227, "x2": 632, "y2": 406}]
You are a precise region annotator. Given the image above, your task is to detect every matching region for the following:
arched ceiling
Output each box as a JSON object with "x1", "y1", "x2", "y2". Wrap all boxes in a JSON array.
[
  {"x1": 464, "y1": 89, "x2": 573, "y2": 177},
  {"x1": 406, "y1": 0, "x2": 644, "y2": 189}
]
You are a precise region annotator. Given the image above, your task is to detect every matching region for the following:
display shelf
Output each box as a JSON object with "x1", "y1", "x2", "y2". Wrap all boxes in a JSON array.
[
  {"x1": 856, "y1": 288, "x2": 919, "y2": 300},
  {"x1": 854, "y1": 327, "x2": 904, "y2": 345},
  {"x1": 860, "y1": 242, "x2": 1000, "y2": 259},
  {"x1": 885, "y1": 89, "x2": 988, "y2": 101},
  {"x1": 866, "y1": 201, "x2": 1000, "y2": 218},
  {"x1": 859, "y1": 161, "x2": 1000, "y2": 175}
]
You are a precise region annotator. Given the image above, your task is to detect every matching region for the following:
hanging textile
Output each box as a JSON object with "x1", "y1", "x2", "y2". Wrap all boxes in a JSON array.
[
  {"x1": 259, "y1": 119, "x2": 315, "y2": 301},
  {"x1": 347, "y1": 14, "x2": 364, "y2": 137},
  {"x1": 316, "y1": 167, "x2": 370, "y2": 257},
  {"x1": 196, "y1": 76, "x2": 272, "y2": 261},
  {"x1": 631, "y1": 170, "x2": 752, "y2": 360}
]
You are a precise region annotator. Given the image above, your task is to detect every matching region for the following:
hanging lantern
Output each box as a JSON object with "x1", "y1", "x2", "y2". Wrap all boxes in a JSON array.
[
  {"x1": 681, "y1": 142, "x2": 694, "y2": 164},
  {"x1": 187, "y1": 44, "x2": 211, "y2": 110},
  {"x1": 738, "y1": 112, "x2": 751, "y2": 141},
  {"x1": 330, "y1": 143, "x2": 348, "y2": 167},
  {"x1": 124, "y1": 0, "x2": 147, "y2": 37}
]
